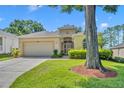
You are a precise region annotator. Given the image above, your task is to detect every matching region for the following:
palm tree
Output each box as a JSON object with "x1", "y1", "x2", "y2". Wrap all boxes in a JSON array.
[{"x1": 50, "y1": 5, "x2": 118, "y2": 72}]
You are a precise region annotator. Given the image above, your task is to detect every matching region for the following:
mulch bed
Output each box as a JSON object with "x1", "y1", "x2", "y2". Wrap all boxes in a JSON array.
[{"x1": 71, "y1": 65, "x2": 117, "y2": 78}]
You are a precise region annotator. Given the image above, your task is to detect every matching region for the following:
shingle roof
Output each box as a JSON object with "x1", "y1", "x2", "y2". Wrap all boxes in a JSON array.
[
  {"x1": 0, "y1": 30, "x2": 17, "y2": 38},
  {"x1": 19, "y1": 31, "x2": 60, "y2": 38},
  {"x1": 111, "y1": 43, "x2": 124, "y2": 49}
]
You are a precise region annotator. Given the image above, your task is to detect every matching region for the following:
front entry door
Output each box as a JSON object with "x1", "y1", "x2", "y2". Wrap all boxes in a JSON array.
[{"x1": 64, "y1": 42, "x2": 73, "y2": 54}]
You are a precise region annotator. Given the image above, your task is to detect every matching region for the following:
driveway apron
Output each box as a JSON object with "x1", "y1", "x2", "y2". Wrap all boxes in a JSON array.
[{"x1": 0, "y1": 57, "x2": 47, "y2": 88}]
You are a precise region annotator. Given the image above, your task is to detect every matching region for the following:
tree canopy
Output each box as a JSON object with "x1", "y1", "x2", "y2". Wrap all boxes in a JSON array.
[
  {"x1": 98, "y1": 32, "x2": 106, "y2": 49},
  {"x1": 103, "y1": 24, "x2": 124, "y2": 48},
  {"x1": 76, "y1": 26, "x2": 83, "y2": 33},
  {"x1": 50, "y1": 5, "x2": 118, "y2": 14},
  {"x1": 4, "y1": 19, "x2": 46, "y2": 36}
]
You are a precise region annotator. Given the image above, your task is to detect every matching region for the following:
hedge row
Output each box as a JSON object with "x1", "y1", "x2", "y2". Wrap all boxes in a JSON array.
[
  {"x1": 112, "y1": 56, "x2": 124, "y2": 63},
  {"x1": 99, "y1": 49, "x2": 112, "y2": 60},
  {"x1": 68, "y1": 49, "x2": 86, "y2": 59},
  {"x1": 68, "y1": 49, "x2": 112, "y2": 60}
]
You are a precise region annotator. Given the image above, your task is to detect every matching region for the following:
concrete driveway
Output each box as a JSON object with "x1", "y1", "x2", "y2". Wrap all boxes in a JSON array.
[{"x1": 0, "y1": 57, "x2": 48, "y2": 88}]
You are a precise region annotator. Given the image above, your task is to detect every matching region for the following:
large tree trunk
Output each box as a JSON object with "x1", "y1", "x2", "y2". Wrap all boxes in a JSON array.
[{"x1": 85, "y1": 5, "x2": 107, "y2": 72}]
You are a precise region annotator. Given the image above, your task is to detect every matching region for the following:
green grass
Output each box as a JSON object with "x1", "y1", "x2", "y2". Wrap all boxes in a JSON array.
[
  {"x1": 0, "y1": 54, "x2": 12, "y2": 61},
  {"x1": 10, "y1": 59, "x2": 124, "y2": 88}
]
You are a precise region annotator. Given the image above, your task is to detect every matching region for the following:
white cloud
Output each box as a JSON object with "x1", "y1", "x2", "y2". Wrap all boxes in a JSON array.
[
  {"x1": 81, "y1": 21, "x2": 85, "y2": 31},
  {"x1": 28, "y1": 5, "x2": 43, "y2": 12},
  {"x1": 100, "y1": 23, "x2": 109, "y2": 28},
  {"x1": 96, "y1": 18, "x2": 98, "y2": 21},
  {"x1": 0, "y1": 17, "x2": 3, "y2": 22},
  {"x1": 83, "y1": 21, "x2": 85, "y2": 26},
  {"x1": 96, "y1": 16, "x2": 98, "y2": 21},
  {"x1": 108, "y1": 16, "x2": 112, "y2": 20}
]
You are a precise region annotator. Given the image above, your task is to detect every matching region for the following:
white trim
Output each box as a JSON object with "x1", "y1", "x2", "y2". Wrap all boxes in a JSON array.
[{"x1": 19, "y1": 35, "x2": 61, "y2": 38}]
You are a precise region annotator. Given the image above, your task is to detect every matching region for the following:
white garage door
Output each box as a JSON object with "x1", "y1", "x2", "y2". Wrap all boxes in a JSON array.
[{"x1": 24, "y1": 42, "x2": 54, "y2": 56}]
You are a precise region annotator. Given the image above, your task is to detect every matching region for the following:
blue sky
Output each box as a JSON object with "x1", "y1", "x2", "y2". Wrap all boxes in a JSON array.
[{"x1": 0, "y1": 5, "x2": 123, "y2": 32}]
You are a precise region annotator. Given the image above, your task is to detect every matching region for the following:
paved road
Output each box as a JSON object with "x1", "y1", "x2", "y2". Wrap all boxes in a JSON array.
[{"x1": 0, "y1": 57, "x2": 47, "y2": 88}]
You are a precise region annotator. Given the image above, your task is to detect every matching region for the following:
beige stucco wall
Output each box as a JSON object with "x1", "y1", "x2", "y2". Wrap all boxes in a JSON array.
[
  {"x1": 112, "y1": 48, "x2": 124, "y2": 57},
  {"x1": 59, "y1": 29, "x2": 76, "y2": 37},
  {"x1": 118, "y1": 48, "x2": 124, "y2": 57},
  {"x1": 59, "y1": 29, "x2": 76, "y2": 35},
  {"x1": 112, "y1": 49, "x2": 119, "y2": 57},
  {"x1": 73, "y1": 34, "x2": 84, "y2": 49},
  {"x1": 19, "y1": 37, "x2": 61, "y2": 56}
]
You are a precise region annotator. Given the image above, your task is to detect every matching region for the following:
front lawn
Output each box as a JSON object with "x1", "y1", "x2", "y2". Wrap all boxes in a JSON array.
[
  {"x1": 0, "y1": 54, "x2": 12, "y2": 61},
  {"x1": 10, "y1": 59, "x2": 124, "y2": 88}
]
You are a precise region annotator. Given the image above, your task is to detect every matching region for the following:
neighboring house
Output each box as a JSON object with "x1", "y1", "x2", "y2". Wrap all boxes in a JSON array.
[
  {"x1": 19, "y1": 25, "x2": 84, "y2": 57},
  {"x1": 111, "y1": 43, "x2": 124, "y2": 57},
  {"x1": 0, "y1": 31, "x2": 18, "y2": 54}
]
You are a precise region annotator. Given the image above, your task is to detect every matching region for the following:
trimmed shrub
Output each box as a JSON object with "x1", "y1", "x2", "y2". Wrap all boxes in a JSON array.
[
  {"x1": 53, "y1": 49, "x2": 58, "y2": 55},
  {"x1": 68, "y1": 49, "x2": 112, "y2": 60},
  {"x1": 11, "y1": 48, "x2": 21, "y2": 58},
  {"x1": 60, "y1": 50, "x2": 64, "y2": 56},
  {"x1": 68, "y1": 49, "x2": 86, "y2": 59},
  {"x1": 99, "y1": 49, "x2": 112, "y2": 60},
  {"x1": 51, "y1": 49, "x2": 63, "y2": 58}
]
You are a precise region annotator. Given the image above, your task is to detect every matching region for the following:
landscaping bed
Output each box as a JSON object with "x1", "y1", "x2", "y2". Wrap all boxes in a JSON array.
[
  {"x1": 10, "y1": 59, "x2": 124, "y2": 88},
  {"x1": 72, "y1": 64, "x2": 117, "y2": 78}
]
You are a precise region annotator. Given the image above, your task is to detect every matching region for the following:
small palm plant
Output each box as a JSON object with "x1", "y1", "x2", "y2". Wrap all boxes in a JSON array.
[{"x1": 11, "y1": 48, "x2": 21, "y2": 58}]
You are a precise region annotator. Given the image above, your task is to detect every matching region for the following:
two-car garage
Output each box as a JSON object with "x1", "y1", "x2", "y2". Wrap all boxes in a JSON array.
[
  {"x1": 19, "y1": 31, "x2": 61, "y2": 57},
  {"x1": 19, "y1": 36, "x2": 60, "y2": 57},
  {"x1": 23, "y1": 42, "x2": 54, "y2": 57}
]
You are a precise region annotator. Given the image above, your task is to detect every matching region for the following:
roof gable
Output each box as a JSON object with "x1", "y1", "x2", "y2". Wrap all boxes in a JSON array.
[
  {"x1": 0, "y1": 30, "x2": 17, "y2": 38},
  {"x1": 111, "y1": 43, "x2": 124, "y2": 49},
  {"x1": 19, "y1": 31, "x2": 59, "y2": 38}
]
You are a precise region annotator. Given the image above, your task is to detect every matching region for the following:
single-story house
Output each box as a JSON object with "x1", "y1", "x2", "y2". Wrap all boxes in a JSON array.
[
  {"x1": 0, "y1": 30, "x2": 18, "y2": 54},
  {"x1": 111, "y1": 43, "x2": 124, "y2": 57},
  {"x1": 19, "y1": 25, "x2": 84, "y2": 57}
]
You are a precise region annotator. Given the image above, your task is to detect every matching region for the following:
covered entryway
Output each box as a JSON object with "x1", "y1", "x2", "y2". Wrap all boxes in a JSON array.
[
  {"x1": 24, "y1": 42, "x2": 54, "y2": 57},
  {"x1": 61, "y1": 37, "x2": 73, "y2": 54}
]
